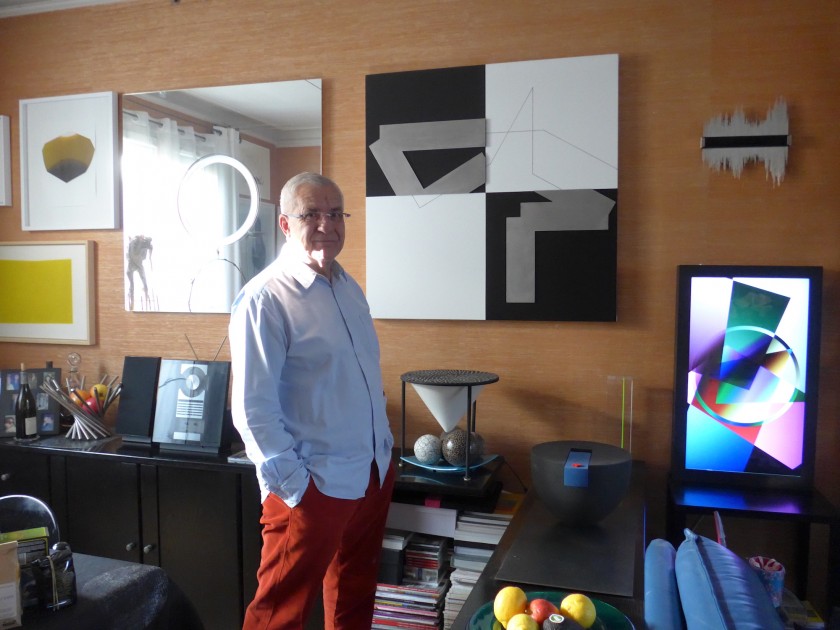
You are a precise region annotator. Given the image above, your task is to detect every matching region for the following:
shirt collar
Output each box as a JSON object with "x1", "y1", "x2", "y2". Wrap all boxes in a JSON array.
[{"x1": 279, "y1": 246, "x2": 345, "y2": 288}]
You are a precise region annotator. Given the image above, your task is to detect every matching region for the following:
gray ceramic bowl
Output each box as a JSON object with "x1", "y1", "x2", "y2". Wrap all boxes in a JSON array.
[{"x1": 530, "y1": 440, "x2": 632, "y2": 525}]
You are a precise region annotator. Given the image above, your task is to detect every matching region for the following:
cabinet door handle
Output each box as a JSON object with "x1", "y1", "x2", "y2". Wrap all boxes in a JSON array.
[
  {"x1": 143, "y1": 544, "x2": 156, "y2": 555},
  {"x1": 0, "y1": 473, "x2": 10, "y2": 481},
  {"x1": 125, "y1": 542, "x2": 138, "y2": 551}
]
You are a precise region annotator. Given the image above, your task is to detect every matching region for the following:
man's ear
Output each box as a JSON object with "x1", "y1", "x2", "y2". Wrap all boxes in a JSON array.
[{"x1": 278, "y1": 213, "x2": 291, "y2": 237}]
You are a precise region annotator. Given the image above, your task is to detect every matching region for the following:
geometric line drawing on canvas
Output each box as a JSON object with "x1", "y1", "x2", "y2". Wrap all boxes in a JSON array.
[
  {"x1": 365, "y1": 54, "x2": 619, "y2": 322},
  {"x1": 506, "y1": 189, "x2": 615, "y2": 303},
  {"x1": 701, "y1": 99, "x2": 790, "y2": 186},
  {"x1": 488, "y1": 88, "x2": 617, "y2": 191},
  {"x1": 369, "y1": 118, "x2": 486, "y2": 196}
]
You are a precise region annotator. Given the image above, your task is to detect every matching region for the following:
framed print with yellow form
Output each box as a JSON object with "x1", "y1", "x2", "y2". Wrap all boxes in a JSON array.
[{"x1": 0, "y1": 241, "x2": 95, "y2": 344}]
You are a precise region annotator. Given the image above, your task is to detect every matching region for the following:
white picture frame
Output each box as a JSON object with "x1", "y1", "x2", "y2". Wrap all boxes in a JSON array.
[
  {"x1": 20, "y1": 91, "x2": 118, "y2": 230},
  {"x1": 0, "y1": 115, "x2": 10, "y2": 206},
  {"x1": 0, "y1": 241, "x2": 96, "y2": 345}
]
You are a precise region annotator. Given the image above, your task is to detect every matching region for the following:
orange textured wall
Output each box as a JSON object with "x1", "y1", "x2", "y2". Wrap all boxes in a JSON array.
[{"x1": 0, "y1": 0, "x2": 838, "y2": 601}]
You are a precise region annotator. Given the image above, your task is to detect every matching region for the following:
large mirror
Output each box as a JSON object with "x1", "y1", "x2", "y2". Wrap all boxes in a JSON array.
[{"x1": 121, "y1": 79, "x2": 322, "y2": 313}]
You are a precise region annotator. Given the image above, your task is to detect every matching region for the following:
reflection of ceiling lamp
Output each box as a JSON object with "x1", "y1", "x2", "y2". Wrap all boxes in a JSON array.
[
  {"x1": 177, "y1": 153, "x2": 259, "y2": 247},
  {"x1": 42, "y1": 133, "x2": 95, "y2": 183},
  {"x1": 400, "y1": 369, "x2": 499, "y2": 480}
]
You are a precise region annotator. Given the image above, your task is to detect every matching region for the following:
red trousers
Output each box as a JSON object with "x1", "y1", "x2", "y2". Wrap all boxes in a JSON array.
[{"x1": 243, "y1": 461, "x2": 395, "y2": 630}]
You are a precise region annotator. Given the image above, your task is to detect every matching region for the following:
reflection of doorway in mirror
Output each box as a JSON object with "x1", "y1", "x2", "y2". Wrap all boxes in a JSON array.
[
  {"x1": 122, "y1": 123, "x2": 251, "y2": 313},
  {"x1": 121, "y1": 79, "x2": 323, "y2": 314},
  {"x1": 236, "y1": 199, "x2": 276, "y2": 281}
]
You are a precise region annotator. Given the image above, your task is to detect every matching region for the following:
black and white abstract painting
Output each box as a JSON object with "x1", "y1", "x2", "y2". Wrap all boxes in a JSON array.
[{"x1": 366, "y1": 54, "x2": 618, "y2": 321}]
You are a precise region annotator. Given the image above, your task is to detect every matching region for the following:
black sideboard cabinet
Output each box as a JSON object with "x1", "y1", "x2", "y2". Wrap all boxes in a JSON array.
[{"x1": 0, "y1": 437, "x2": 259, "y2": 630}]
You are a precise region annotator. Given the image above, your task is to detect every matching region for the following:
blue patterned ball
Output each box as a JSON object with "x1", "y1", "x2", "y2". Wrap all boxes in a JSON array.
[{"x1": 413, "y1": 434, "x2": 442, "y2": 465}]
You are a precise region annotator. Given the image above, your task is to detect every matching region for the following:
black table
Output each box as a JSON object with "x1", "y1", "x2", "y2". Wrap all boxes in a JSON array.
[
  {"x1": 667, "y1": 479, "x2": 840, "y2": 610},
  {"x1": 451, "y1": 463, "x2": 646, "y2": 628},
  {"x1": 21, "y1": 552, "x2": 202, "y2": 629}
]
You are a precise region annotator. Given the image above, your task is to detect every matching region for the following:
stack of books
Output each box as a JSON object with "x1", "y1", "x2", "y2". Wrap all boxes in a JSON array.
[
  {"x1": 374, "y1": 534, "x2": 450, "y2": 629},
  {"x1": 402, "y1": 535, "x2": 449, "y2": 587},
  {"x1": 379, "y1": 529, "x2": 415, "y2": 585},
  {"x1": 442, "y1": 494, "x2": 523, "y2": 628},
  {"x1": 453, "y1": 510, "x2": 512, "y2": 545},
  {"x1": 373, "y1": 581, "x2": 448, "y2": 630},
  {"x1": 442, "y1": 566, "x2": 481, "y2": 629},
  {"x1": 450, "y1": 542, "x2": 494, "y2": 573}
]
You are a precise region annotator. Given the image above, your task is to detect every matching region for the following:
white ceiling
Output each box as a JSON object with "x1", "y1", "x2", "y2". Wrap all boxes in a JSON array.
[{"x1": 0, "y1": 0, "x2": 131, "y2": 18}]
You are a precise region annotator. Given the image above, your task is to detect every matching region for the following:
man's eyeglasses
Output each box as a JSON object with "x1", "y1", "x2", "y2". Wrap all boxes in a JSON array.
[{"x1": 283, "y1": 211, "x2": 351, "y2": 223}]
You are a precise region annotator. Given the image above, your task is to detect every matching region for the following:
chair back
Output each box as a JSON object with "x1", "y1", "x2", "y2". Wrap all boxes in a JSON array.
[{"x1": 0, "y1": 494, "x2": 60, "y2": 546}]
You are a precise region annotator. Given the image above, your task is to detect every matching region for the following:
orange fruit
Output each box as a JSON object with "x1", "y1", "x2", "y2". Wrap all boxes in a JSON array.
[
  {"x1": 559, "y1": 593, "x2": 597, "y2": 629},
  {"x1": 494, "y1": 586, "x2": 528, "y2": 628}
]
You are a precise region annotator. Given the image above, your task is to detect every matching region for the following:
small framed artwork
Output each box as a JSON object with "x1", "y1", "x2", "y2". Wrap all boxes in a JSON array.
[
  {"x1": 1, "y1": 369, "x2": 20, "y2": 437},
  {"x1": 30, "y1": 367, "x2": 63, "y2": 435},
  {"x1": 0, "y1": 367, "x2": 63, "y2": 437},
  {"x1": 0, "y1": 241, "x2": 96, "y2": 345},
  {"x1": 19, "y1": 91, "x2": 119, "y2": 230},
  {"x1": 1, "y1": 115, "x2": 10, "y2": 206}
]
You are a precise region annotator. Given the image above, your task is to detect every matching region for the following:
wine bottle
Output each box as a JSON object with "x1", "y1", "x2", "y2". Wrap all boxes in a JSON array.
[{"x1": 15, "y1": 363, "x2": 39, "y2": 442}]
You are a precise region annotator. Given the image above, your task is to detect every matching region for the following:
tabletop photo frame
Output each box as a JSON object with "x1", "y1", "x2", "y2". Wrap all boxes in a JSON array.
[
  {"x1": 0, "y1": 366, "x2": 63, "y2": 437},
  {"x1": 19, "y1": 91, "x2": 118, "y2": 230},
  {"x1": 0, "y1": 241, "x2": 96, "y2": 345}
]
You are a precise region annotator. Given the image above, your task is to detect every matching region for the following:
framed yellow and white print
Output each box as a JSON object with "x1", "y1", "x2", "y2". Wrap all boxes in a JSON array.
[
  {"x1": 20, "y1": 92, "x2": 118, "y2": 230},
  {"x1": 0, "y1": 241, "x2": 96, "y2": 344}
]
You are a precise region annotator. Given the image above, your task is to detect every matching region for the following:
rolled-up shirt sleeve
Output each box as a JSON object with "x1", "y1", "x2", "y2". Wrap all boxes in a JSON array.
[{"x1": 229, "y1": 287, "x2": 309, "y2": 506}]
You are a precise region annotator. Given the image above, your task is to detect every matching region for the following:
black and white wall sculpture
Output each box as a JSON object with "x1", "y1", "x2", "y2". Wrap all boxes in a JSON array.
[{"x1": 365, "y1": 54, "x2": 619, "y2": 322}]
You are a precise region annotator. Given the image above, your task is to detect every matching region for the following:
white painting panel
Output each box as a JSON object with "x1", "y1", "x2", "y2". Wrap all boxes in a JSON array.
[
  {"x1": 485, "y1": 54, "x2": 618, "y2": 192},
  {"x1": 366, "y1": 194, "x2": 486, "y2": 320}
]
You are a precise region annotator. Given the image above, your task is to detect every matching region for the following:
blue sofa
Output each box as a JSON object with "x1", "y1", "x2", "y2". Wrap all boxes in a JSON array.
[{"x1": 644, "y1": 529, "x2": 784, "y2": 630}]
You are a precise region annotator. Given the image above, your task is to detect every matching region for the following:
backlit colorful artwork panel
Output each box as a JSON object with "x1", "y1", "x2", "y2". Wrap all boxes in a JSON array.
[{"x1": 672, "y1": 265, "x2": 823, "y2": 490}]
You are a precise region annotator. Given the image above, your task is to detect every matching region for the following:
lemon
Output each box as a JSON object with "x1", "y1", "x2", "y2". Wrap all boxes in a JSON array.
[
  {"x1": 560, "y1": 593, "x2": 597, "y2": 629},
  {"x1": 506, "y1": 612, "x2": 539, "y2": 630},
  {"x1": 493, "y1": 586, "x2": 528, "y2": 628}
]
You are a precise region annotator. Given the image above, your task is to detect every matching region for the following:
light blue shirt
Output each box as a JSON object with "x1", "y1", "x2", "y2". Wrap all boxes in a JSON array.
[{"x1": 229, "y1": 249, "x2": 394, "y2": 506}]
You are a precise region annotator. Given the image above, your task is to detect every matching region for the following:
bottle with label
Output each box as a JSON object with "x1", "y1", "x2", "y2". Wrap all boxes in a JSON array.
[{"x1": 15, "y1": 363, "x2": 39, "y2": 442}]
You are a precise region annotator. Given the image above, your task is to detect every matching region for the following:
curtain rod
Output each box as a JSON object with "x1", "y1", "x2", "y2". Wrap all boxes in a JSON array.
[{"x1": 123, "y1": 109, "x2": 218, "y2": 141}]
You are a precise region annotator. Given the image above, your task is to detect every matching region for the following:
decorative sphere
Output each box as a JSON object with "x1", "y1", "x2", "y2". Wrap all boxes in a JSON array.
[
  {"x1": 440, "y1": 429, "x2": 485, "y2": 466},
  {"x1": 413, "y1": 434, "x2": 442, "y2": 465},
  {"x1": 469, "y1": 432, "x2": 485, "y2": 459}
]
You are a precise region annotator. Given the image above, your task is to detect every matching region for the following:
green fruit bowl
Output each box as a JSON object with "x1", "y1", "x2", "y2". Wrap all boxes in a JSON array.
[{"x1": 468, "y1": 590, "x2": 634, "y2": 630}]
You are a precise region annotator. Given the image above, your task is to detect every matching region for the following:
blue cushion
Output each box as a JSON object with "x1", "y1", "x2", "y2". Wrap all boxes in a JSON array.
[
  {"x1": 644, "y1": 538, "x2": 686, "y2": 630},
  {"x1": 675, "y1": 529, "x2": 784, "y2": 630}
]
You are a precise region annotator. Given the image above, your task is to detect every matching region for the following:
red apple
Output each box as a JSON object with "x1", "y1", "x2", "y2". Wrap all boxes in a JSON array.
[
  {"x1": 85, "y1": 396, "x2": 101, "y2": 415},
  {"x1": 527, "y1": 598, "x2": 559, "y2": 624}
]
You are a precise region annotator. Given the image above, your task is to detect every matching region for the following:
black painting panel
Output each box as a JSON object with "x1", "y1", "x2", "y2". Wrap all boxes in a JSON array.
[
  {"x1": 366, "y1": 65, "x2": 485, "y2": 197},
  {"x1": 486, "y1": 190, "x2": 617, "y2": 321}
]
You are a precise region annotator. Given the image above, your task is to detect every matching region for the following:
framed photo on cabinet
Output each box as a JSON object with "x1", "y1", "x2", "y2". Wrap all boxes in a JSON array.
[
  {"x1": 19, "y1": 92, "x2": 119, "y2": 230},
  {"x1": 0, "y1": 241, "x2": 96, "y2": 345},
  {"x1": 0, "y1": 367, "x2": 63, "y2": 437}
]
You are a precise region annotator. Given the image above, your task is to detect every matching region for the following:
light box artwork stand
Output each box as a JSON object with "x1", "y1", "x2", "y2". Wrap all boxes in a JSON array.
[{"x1": 400, "y1": 369, "x2": 499, "y2": 480}]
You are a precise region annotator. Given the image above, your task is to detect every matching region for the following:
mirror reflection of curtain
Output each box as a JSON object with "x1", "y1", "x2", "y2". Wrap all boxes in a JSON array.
[{"x1": 122, "y1": 111, "x2": 247, "y2": 313}]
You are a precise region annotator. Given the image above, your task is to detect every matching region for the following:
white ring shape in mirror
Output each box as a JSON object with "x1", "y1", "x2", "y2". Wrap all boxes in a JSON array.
[{"x1": 177, "y1": 153, "x2": 260, "y2": 247}]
